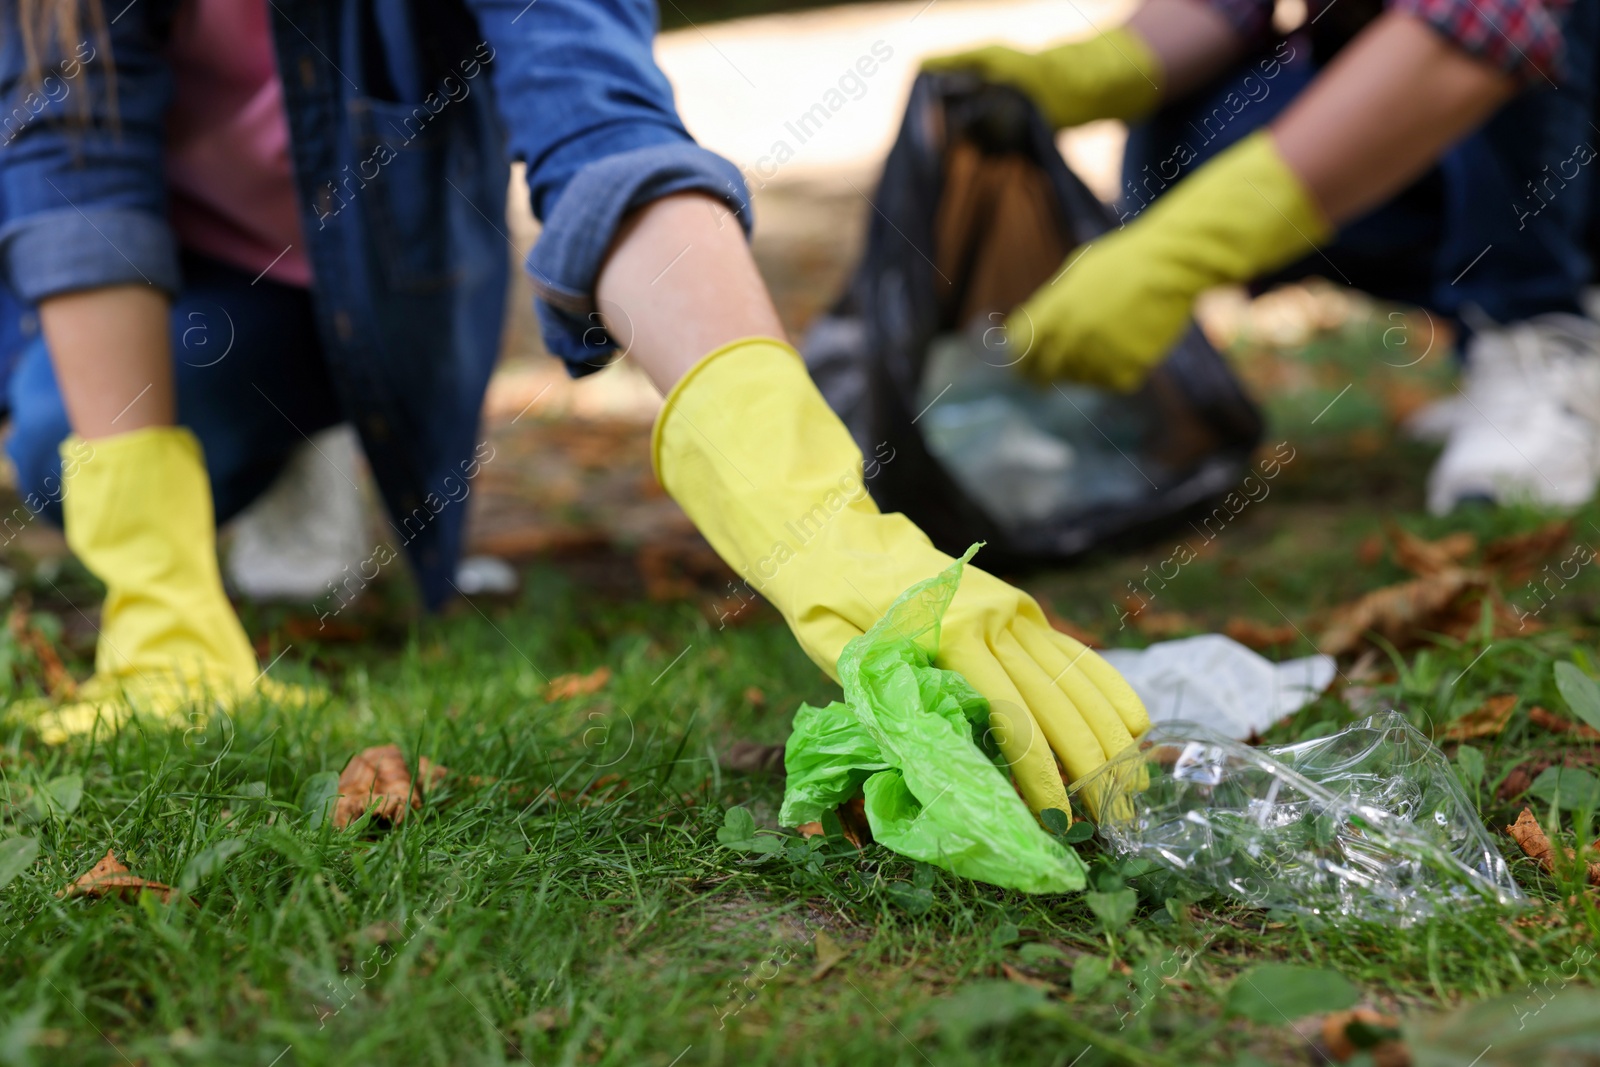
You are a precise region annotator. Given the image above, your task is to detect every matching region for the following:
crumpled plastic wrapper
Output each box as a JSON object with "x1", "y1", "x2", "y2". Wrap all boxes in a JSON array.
[{"x1": 1071, "y1": 711, "x2": 1523, "y2": 924}]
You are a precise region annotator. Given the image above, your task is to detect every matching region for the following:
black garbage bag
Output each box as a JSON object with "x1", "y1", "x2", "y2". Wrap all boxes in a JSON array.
[{"x1": 803, "y1": 73, "x2": 1264, "y2": 567}]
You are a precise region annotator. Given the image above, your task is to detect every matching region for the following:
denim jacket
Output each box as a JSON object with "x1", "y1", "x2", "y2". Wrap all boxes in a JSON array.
[{"x1": 0, "y1": 0, "x2": 751, "y2": 607}]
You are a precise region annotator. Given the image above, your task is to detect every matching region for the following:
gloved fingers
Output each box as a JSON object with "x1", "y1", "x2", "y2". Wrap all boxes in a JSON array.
[
  {"x1": 990, "y1": 628, "x2": 1112, "y2": 785},
  {"x1": 945, "y1": 646, "x2": 1071, "y2": 815},
  {"x1": 1065, "y1": 637, "x2": 1151, "y2": 738},
  {"x1": 1012, "y1": 623, "x2": 1138, "y2": 763},
  {"x1": 1034, "y1": 626, "x2": 1150, "y2": 738}
]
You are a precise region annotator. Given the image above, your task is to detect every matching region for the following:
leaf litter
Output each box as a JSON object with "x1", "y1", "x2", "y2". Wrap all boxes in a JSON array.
[
  {"x1": 333, "y1": 744, "x2": 448, "y2": 830},
  {"x1": 59, "y1": 850, "x2": 175, "y2": 904},
  {"x1": 1316, "y1": 520, "x2": 1575, "y2": 655},
  {"x1": 1504, "y1": 808, "x2": 1600, "y2": 887}
]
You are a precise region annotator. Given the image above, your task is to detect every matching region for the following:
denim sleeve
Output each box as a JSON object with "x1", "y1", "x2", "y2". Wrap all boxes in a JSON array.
[
  {"x1": 0, "y1": 6, "x2": 180, "y2": 304},
  {"x1": 466, "y1": 0, "x2": 753, "y2": 376}
]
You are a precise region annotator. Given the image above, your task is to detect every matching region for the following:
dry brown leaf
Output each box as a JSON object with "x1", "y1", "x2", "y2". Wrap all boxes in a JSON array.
[
  {"x1": 1118, "y1": 596, "x2": 1195, "y2": 640},
  {"x1": 1497, "y1": 749, "x2": 1600, "y2": 801},
  {"x1": 1439, "y1": 694, "x2": 1519, "y2": 741},
  {"x1": 333, "y1": 744, "x2": 448, "y2": 829},
  {"x1": 1000, "y1": 962, "x2": 1058, "y2": 992},
  {"x1": 811, "y1": 930, "x2": 848, "y2": 982},
  {"x1": 8, "y1": 602, "x2": 74, "y2": 700},
  {"x1": 1482, "y1": 520, "x2": 1575, "y2": 580},
  {"x1": 1318, "y1": 568, "x2": 1488, "y2": 656},
  {"x1": 1528, "y1": 705, "x2": 1600, "y2": 741},
  {"x1": 1038, "y1": 598, "x2": 1104, "y2": 649},
  {"x1": 794, "y1": 798, "x2": 868, "y2": 847},
  {"x1": 1505, "y1": 807, "x2": 1600, "y2": 886},
  {"x1": 544, "y1": 667, "x2": 611, "y2": 702},
  {"x1": 59, "y1": 849, "x2": 174, "y2": 904},
  {"x1": 1356, "y1": 534, "x2": 1385, "y2": 568},
  {"x1": 1321, "y1": 1009, "x2": 1409, "y2": 1067},
  {"x1": 1387, "y1": 523, "x2": 1477, "y2": 578},
  {"x1": 721, "y1": 740, "x2": 786, "y2": 776},
  {"x1": 1223, "y1": 618, "x2": 1298, "y2": 650}
]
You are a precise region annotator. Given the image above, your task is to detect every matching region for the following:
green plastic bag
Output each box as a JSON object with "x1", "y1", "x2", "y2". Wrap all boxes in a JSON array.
[{"x1": 780, "y1": 546, "x2": 1086, "y2": 893}]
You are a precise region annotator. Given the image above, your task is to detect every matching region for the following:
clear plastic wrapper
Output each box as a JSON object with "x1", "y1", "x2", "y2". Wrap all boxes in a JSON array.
[{"x1": 1071, "y1": 711, "x2": 1523, "y2": 924}]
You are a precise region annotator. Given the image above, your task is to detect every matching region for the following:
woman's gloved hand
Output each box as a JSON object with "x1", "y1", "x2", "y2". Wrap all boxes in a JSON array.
[
  {"x1": 1008, "y1": 130, "x2": 1331, "y2": 391},
  {"x1": 31, "y1": 427, "x2": 314, "y2": 744},
  {"x1": 653, "y1": 337, "x2": 1149, "y2": 815},
  {"x1": 922, "y1": 27, "x2": 1163, "y2": 130}
]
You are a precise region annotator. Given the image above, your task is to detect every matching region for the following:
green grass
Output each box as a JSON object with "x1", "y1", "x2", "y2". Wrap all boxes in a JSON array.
[{"x1": 4, "y1": 306, "x2": 1600, "y2": 1065}]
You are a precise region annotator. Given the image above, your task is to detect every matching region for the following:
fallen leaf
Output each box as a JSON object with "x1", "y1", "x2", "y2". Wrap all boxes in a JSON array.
[
  {"x1": 794, "y1": 798, "x2": 869, "y2": 847},
  {"x1": 1529, "y1": 704, "x2": 1600, "y2": 742},
  {"x1": 1000, "y1": 962, "x2": 1058, "y2": 992},
  {"x1": 721, "y1": 740, "x2": 786, "y2": 776},
  {"x1": 1388, "y1": 524, "x2": 1477, "y2": 578},
  {"x1": 836, "y1": 796, "x2": 871, "y2": 847},
  {"x1": 1497, "y1": 749, "x2": 1600, "y2": 801},
  {"x1": 1119, "y1": 596, "x2": 1196, "y2": 639},
  {"x1": 1482, "y1": 520, "x2": 1574, "y2": 580},
  {"x1": 1439, "y1": 694, "x2": 1519, "y2": 741},
  {"x1": 1318, "y1": 568, "x2": 1488, "y2": 656},
  {"x1": 333, "y1": 745, "x2": 448, "y2": 830},
  {"x1": 811, "y1": 930, "x2": 848, "y2": 982},
  {"x1": 1505, "y1": 807, "x2": 1600, "y2": 886},
  {"x1": 743, "y1": 686, "x2": 767, "y2": 709},
  {"x1": 544, "y1": 667, "x2": 611, "y2": 702},
  {"x1": 1224, "y1": 618, "x2": 1298, "y2": 650},
  {"x1": 1038, "y1": 598, "x2": 1104, "y2": 648},
  {"x1": 7, "y1": 602, "x2": 74, "y2": 700},
  {"x1": 1321, "y1": 1009, "x2": 1409, "y2": 1067},
  {"x1": 1356, "y1": 534, "x2": 1384, "y2": 567},
  {"x1": 58, "y1": 849, "x2": 174, "y2": 903}
]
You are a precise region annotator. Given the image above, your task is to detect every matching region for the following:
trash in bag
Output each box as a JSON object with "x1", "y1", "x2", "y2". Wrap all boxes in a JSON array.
[
  {"x1": 804, "y1": 73, "x2": 1264, "y2": 567},
  {"x1": 781, "y1": 546, "x2": 1086, "y2": 894},
  {"x1": 1098, "y1": 634, "x2": 1336, "y2": 739},
  {"x1": 1072, "y1": 711, "x2": 1523, "y2": 924}
]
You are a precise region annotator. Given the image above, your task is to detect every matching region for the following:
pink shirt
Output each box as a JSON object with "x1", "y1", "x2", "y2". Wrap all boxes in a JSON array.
[{"x1": 165, "y1": 0, "x2": 311, "y2": 287}]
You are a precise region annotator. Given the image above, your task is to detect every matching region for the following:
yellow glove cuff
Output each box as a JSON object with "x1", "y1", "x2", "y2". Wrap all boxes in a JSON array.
[
  {"x1": 1156, "y1": 129, "x2": 1333, "y2": 274},
  {"x1": 649, "y1": 334, "x2": 799, "y2": 483}
]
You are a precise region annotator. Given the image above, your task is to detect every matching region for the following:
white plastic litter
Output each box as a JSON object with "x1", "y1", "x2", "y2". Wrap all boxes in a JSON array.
[
  {"x1": 455, "y1": 555, "x2": 519, "y2": 596},
  {"x1": 1098, "y1": 634, "x2": 1336, "y2": 739}
]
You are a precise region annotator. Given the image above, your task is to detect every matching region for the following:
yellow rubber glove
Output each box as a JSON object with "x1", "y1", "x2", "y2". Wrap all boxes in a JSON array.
[
  {"x1": 1010, "y1": 130, "x2": 1331, "y2": 391},
  {"x1": 922, "y1": 28, "x2": 1163, "y2": 129},
  {"x1": 32, "y1": 427, "x2": 308, "y2": 744},
  {"x1": 654, "y1": 338, "x2": 1150, "y2": 815}
]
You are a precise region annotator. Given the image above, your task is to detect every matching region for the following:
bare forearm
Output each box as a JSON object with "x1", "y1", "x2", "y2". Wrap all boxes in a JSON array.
[
  {"x1": 1126, "y1": 0, "x2": 1247, "y2": 99},
  {"x1": 594, "y1": 193, "x2": 786, "y2": 393},
  {"x1": 38, "y1": 285, "x2": 174, "y2": 438},
  {"x1": 1273, "y1": 12, "x2": 1514, "y2": 224}
]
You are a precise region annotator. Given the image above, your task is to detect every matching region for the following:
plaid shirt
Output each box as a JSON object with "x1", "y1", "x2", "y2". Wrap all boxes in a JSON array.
[{"x1": 1206, "y1": 0, "x2": 1570, "y2": 85}]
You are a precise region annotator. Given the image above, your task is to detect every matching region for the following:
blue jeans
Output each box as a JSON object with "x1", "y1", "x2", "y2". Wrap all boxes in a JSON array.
[
  {"x1": 5, "y1": 252, "x2": 342, "y2": 526},
  {"x1": 1120, "y1": 6, "x2": 1600, "y2": 325}
]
